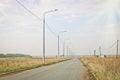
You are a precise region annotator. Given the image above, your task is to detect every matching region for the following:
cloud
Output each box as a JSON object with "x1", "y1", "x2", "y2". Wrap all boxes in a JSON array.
[{"x1": 0, "y1": 0, "x2": 120, "y2": 56}]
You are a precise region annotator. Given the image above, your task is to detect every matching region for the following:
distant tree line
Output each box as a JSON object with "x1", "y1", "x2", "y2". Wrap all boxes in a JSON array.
[{"x1": 0, "y1": 53, "x2": 32, "y2": 58}]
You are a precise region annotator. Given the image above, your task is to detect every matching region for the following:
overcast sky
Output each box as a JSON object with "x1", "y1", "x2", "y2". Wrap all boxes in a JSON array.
[{"x1": 0, "y1": 0, "x2": 120, "y2": 56}]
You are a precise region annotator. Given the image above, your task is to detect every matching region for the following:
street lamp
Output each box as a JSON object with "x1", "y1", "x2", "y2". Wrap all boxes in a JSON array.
[
  {"x1": 58, "y1": 31, "x2": 67, "y2": 58},
  {"x1": 43, "y1": 9, "x2": 58, "y2": 64},
  {"x1": 63, "y1": 39, "x2": 69, "y2": 57},
  {"x1": 66, "y1": 45, "x2": 69, "y2": 57}
]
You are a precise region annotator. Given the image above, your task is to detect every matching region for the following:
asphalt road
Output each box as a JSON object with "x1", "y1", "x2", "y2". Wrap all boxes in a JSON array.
[{"x1": 0, "y1": 58, "x2": 85, "y2": 80}]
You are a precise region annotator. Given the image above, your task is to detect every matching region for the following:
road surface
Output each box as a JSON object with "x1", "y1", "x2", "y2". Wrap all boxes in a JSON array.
[{"x1": 0, "y1": 58, "x2": 85, "y2": 80}]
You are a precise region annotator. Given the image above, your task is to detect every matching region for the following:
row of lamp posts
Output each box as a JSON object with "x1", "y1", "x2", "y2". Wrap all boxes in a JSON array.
[{"x1": 43, "y1": 9, "x2": 69, "y2": 64}]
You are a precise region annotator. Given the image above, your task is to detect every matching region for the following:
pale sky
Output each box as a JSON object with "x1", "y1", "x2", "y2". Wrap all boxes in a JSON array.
[{"x1": 0, "y1": 0, "x2": 120, "y2": 56}]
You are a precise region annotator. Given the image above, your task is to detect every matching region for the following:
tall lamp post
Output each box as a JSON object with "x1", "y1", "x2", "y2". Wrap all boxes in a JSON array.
[
  {"x1": 116, "y1": 40, "x2": 119, "y2": 58},
  {"x1": 58, "y1": 31, "x2": 67, "y2": 58},
  {"x1": 67, "y1": 45, "x2": 69, "y2": 57},
  {"x1": 63, "y1": 39, "x2": 69, "y2": 57},
  {"x1": 43, "y1": 9, "x2": 58, "y2": 64}
]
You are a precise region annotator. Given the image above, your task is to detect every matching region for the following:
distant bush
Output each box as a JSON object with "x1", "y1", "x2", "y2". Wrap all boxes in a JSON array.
[
  {"x1": 95, "y1": 55, "x2": 99, "y2": 57},
  {"x1": 0, "y1": 53, "x2": 32, "y2": 58},
  {"x1": 0, "y1": 54, "x2": 6, "y2": 57}
]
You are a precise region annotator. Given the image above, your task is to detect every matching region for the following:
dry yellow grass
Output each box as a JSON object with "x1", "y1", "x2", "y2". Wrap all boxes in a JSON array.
[
  {"x1": 80, "y1": 57, "x2": 120, "y2": 80},
  {"x1": 0, "y1": 58, "x2": 69, "y2": 74}
]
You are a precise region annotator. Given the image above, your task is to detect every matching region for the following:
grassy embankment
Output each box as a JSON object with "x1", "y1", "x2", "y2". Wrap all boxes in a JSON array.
[
  {"x1": 0, "y1": 58, "x2": 69, "y2": 74},
  {"x1": 80, "y1": 57, "x2": 120, "y2": 80}
]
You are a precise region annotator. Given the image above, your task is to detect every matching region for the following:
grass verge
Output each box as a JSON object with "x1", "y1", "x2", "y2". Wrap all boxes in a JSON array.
[
  {"x1": 0, "y1": 57, "x2": 70, "y2": 77},
  {"x1": 80, "y1": 57, "x2": 120, "y2": 80}
]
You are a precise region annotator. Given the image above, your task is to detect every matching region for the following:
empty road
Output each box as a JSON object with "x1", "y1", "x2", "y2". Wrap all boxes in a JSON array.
[{"x1": 0, "y1": 59, "x2": 85, "y2": 80}]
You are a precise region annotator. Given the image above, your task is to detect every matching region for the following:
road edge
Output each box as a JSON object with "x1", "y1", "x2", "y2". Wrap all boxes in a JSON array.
[{"x1": 79, "y1": 58, "x2": 96, "y2": 80}]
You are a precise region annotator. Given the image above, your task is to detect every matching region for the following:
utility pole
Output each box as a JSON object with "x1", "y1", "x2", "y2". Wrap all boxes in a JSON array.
[
  {"x1": 99, "y1": 46, "x2": 101, "y2": 56},
  {"x1": 94, "y1": 50, "x2": 96, "y2": 56},
  {"x1": 89, "y1": 48, "x2": 91, "y2": 56},
  {"x1": 116, "y1": 40, "x2": 119, "y2": 58}
]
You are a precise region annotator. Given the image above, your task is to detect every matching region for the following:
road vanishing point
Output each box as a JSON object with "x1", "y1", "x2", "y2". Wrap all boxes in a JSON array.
[{"x1": 0, "y1": 59, "x2": 85, "y2": 80}]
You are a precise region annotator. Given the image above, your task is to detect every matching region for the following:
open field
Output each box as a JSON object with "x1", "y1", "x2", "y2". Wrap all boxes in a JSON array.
[
  {"x1": 0, "y1": 57, "x2": 69, "y2": 74},
  {"x1": 80, "y1": 57, "x2": 120, "y2": 80}
]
